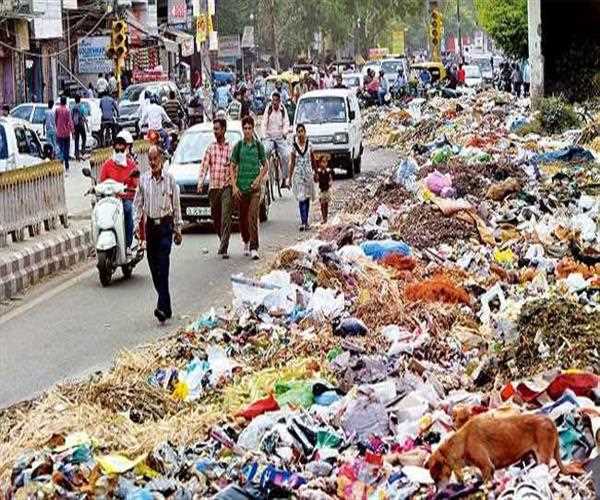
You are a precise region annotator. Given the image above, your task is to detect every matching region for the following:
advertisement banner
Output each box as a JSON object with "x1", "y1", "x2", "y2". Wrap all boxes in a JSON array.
[
  {"x1": 168, "y1": 0, "x2": 187, "y2": 26},
  {"x1": 196, "y1": 14, "x2": 207, "y2": 44},
  {"x1": 391, "y1": 30, "x2": 405, "y2": 56},
  {"x1": 77, "y1": 36, "x2": 112, "y2": 74},
  {"x1": 219, "y1": 34, "x2": 241, "y2": 60}
]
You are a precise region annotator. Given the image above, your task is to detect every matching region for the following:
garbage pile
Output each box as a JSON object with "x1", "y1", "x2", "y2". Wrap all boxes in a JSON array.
[{"x1": 2, "y1": 90, "x2": 600, "y2": 499}]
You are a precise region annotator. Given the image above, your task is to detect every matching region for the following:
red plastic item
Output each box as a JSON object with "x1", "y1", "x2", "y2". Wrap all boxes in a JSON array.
[
  {"x1": 235, "y1": 394, "x2": 280, "y2": 420},
  {"x1": 364, "y1": 451, "x2": 383, "y2": 466}
]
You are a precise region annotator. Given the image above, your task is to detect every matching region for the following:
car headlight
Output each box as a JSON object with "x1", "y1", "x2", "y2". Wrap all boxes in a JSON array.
[{"x1": 333, "y1": 132, "x2": 349, "y2": 144}]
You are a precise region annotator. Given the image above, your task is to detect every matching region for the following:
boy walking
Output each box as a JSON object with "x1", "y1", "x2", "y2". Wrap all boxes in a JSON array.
[{"x1": 314, "y1": 153, "x2": 332, "y2": 223}]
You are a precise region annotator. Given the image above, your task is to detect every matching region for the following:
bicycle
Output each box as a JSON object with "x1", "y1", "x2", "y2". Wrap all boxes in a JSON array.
[{"x1": 267, "y1": 149, "x2": 283, "y2": 201}]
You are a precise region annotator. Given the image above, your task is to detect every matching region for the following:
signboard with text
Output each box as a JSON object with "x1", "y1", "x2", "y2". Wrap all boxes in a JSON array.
[
  {"x1": 77, "y1": 36, "x2": 112, "y2": 74},
  {"x1": 219, "y1": 34, "x2": 241, "y2": 60},
  {"x1": 168, "y1": 0, "x2": 187, "y2": 26}
]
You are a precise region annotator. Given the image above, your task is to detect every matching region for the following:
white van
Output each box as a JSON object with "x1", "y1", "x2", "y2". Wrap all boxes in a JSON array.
[{"x1": 294, "y1": 89, "x2": 363, "y2": 177}]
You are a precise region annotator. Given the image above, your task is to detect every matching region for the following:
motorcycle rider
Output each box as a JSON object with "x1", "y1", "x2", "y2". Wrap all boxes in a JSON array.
[
  {"x1": 163, "y1": 90, "x2": 185, "y2": 130},
  {"x1": 261, "y1": 91, "x2": 290, "y2": 188},
  {"x1": 99, "y1": 134, "x2": 139, "y2": 252},
  {"x1": 140, "y1": 93, "x2": 172, "y2": 151}
]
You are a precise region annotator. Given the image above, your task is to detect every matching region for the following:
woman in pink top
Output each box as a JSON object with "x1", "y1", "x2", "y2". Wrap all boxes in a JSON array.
[{"x1": 54, "y1": 96, "x2": 74, "y2": 171}]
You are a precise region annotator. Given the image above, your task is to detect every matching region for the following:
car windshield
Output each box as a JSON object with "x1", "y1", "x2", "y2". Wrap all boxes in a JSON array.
[
  {"x1": 32, "y1": 106, "x2": 48, "y2": 124},
  {"x1": 381, "y1": 60, "x2": 403, "y2": 73},
  {"x1": 474, "y1": 59, "x2": 492, "y2": 73},
  {"x1": 296, "y1": 97, "x2": 347, "y2": 124},
  {"x1": 173, "y1": 130, "x2": 242, "y2": 164},
  {"x1": 465, "y1": 66, "x2": 481, "y2": 77},
  {"x1": 122, "y1": 84, "x2": 160, "y2": 102},
  {"x1": 0, "y1": 124, "x2": 7, "y2": 159},
  {"x1": 119, "y1": 102, "x2": 140, "y2": 115}
]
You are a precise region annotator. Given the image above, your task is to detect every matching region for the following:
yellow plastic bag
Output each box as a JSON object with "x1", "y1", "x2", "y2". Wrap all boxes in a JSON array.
[{"x1": 96, "y1": 454, "x2": 146, "y2": 475}]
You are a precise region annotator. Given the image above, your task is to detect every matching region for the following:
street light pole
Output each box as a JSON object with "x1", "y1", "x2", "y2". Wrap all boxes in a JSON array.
[{"x1": 457, "y1": 0, "x2": 463, "y2": 62}]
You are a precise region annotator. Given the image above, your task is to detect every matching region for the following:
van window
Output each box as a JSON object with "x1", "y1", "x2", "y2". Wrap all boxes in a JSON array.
[
  {"x1": 0, "y1": 124, "x2": 7, "y2": 159},
  {"x1": 296, "y1": 96, "x2": 347, "y2": 124}
]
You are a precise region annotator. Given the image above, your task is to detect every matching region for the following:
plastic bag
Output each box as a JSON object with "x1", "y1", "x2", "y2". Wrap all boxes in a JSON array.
[
  {"x1": 334, "y1": 317, "x2": 368, "y2": 337},
  {"x1": 238, "y1": 412, "x2": 282, "y2": 450},
  {"x1": 360, "y1": 240, "x2": 411, "y2": 261},
  {"x1": 96, "y1": 454, "x2": 146, "y2": 475},
  {"x1": 236, "y1": 394, "x2": 280, "y2": 420},
  {"x1": 231, "y1": 274, "x2": 281, "y2": 306},
  {"x1": 425, "y1": 170, "x2": 452, "y2": 195},
  {"x1": 393, "y1": 158, "x2": 418, "y2": 189},
  {"x1": 207, "y1": 344, "x2": 240, "y2": 386},
  {"x1": 431, "y1": 146, "x2": 454, "y2": 165},
  {"x1": 307, "y1": 287, "x2": 345, "y2": 320},
  {"x1": 172, "y1": 358, "x2": 209, "y2": 401},
  {"x1": 275, "y1": 381, "x2": 314, "y2": 409}
]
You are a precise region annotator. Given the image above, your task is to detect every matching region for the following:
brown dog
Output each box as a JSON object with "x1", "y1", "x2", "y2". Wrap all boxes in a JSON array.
[{"x1": 427, "y1": 413, "x2": 583, "y2": 484}]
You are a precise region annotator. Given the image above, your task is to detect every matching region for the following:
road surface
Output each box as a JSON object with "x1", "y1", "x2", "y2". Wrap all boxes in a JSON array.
[{"x1": 0, "y1": 148, "x2": 397, "y2": 408}]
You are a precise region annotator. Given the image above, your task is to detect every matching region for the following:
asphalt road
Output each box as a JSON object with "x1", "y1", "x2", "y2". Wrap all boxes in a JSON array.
[{"x1": 0, "y1": 148, "x2": 397, "y2": 408}]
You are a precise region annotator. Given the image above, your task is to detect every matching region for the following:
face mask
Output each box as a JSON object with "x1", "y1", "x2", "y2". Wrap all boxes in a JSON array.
[{"x1": 113, "y1": 152, "x2": 127, "y2": 166}]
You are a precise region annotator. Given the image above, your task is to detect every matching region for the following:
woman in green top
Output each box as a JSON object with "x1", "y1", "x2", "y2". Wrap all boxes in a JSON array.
[{"x1": 231, "y1": 116, "x2": 268, "y2": 260}]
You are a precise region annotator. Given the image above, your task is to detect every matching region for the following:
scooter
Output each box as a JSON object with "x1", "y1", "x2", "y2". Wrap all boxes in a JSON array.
[{"x1": 82, "y1": 167, "x2": 144, "y2": 287}]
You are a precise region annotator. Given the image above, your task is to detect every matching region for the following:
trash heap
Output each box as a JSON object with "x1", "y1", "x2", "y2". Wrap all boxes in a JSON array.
[{"x1": 2, "y1": 91, "x2": 600, "y2": 499}]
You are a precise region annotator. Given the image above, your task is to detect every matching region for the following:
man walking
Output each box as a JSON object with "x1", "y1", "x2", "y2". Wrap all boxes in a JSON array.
[
  {"x1": 55, "y1": 96, "x2": 73, "y2": 171},
  {"x1": 134, "y1": 146, "x2": 183, "y2": 323},
  {"x1": 261, "y1": 91, "x2": 290, "y2": 188},
  {"x1": 71, "y1": 95, "x2": 88, "y2": 161},
  {"x1": 231, "y1": 116, "x2": 268, "y2": 260},
  {"x1": 43, "y1": 100, "x2": 58, "y2": 159},
  {"x1": 99, "y1": 92, "x2": 119, "y2": 146},
  {"x1": 197, "y1": 117, "x2": 233, "y2": 259}
]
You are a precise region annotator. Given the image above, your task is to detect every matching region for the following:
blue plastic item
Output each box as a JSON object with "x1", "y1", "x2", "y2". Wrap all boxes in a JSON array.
[
  {"x1": 314, "y1": 391, "x2": 342, "y2": 406},
  {"x1": 533, "y1": 146, "x2": 594, "y2": 164},
  {"x1": 360, "y1": 240, "x2": 411, "y2": 261}
]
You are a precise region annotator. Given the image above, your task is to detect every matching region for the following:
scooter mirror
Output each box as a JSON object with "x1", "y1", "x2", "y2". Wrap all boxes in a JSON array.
[{"x1": 82, "y1": 167, "x2": 92, "y2": 177}]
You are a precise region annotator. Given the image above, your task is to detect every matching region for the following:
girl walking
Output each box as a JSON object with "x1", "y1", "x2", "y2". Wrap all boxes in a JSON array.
[{"x1": 289, "y1": 123, "x2": 316, "y2": 231}]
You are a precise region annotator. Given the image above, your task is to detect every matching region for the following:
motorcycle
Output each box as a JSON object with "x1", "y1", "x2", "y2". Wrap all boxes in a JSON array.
[
  {"x1": 188, "y1": 90, "x2": 205, "y2": 126},
  {"x1": 145, "y1": 123, "x2": 179, "y2": 157},
  {"x1": 82, "y1": 167, "x2": 144, "y2": 287}
]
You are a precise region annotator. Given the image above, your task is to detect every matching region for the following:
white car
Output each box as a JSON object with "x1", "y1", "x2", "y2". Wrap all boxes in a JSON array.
[
  {"x1": 342, "y1": 72, "x2": 364, "y2": 92},
  {"x1": 0, "y1": 117, "x2": 48, "y2": 172},
  {"x1": 380, "y1": 57, "x2": 410, "y2": 87},
  {"x1": 168, "y1": 121, "x2": 270, "y2": 224},
  {"x1": 294, "y1": 89, "x2": 363, "y2": 178},
  {"x1": 464, "y1": 65, "x2": 483, "y2": 88},
  {"x1": 10, "y1": 99, "x2": 101, "y2": 155}
]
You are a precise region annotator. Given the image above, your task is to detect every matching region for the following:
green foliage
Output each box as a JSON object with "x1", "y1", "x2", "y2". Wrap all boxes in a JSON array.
[
  {"x1": 537, "y1": 97, "x2": 581, "y2": 134},
  {"x1": 474, "y1": 0, "x2": 528, "y2": 59}
]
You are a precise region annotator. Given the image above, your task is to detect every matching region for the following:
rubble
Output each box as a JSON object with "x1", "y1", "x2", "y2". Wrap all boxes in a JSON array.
[{"x1": 2, "y1": 89, "x2": 600, "y2": 499}]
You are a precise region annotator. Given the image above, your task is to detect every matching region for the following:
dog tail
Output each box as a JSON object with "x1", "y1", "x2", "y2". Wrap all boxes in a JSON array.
[{"x1": 554, "y1": 438, "x2": 584, "y2": 476}]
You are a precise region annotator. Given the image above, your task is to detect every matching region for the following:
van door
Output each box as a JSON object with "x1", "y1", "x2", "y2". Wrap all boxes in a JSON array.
[
  {"x1": 353, "y1": 95, "x2": 363, "y2": 154},
  {"x1": 346, "y1": 96, "x2": 357, "y2": 160}
]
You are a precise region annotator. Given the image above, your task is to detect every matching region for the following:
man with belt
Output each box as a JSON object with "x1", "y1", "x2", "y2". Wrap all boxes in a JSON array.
[{"x1": 134, "y1": 145, "x2": 183, "y2": 323}]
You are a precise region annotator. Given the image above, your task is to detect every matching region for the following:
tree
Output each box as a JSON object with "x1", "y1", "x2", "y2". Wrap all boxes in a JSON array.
[{"x1": 474, "y1": 0, "x2": 528, "y2": 59}]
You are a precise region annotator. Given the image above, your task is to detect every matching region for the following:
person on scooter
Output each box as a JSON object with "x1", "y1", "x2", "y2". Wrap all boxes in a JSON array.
[
  {"x1": 140, "y1": 93, "x2": 172, "y2": 151},
  {"x1": 261, "y1": 91, "x2": 290, "y2": 188},
  {"x1": 99, "y1": 135, "x2": 139, "y2": 252},
  {"x1": 163, "y1": 90, "x2": 185, "y2": 131}
]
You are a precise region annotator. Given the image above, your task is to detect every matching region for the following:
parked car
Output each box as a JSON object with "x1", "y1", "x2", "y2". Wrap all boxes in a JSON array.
[
  {"x1": 294, "y1": 89, "x2": 363, "y2": 178},
  {"x1": 118, "y1": 81, "x2": 185, "y2": 137},
  {"x1": 0, "y1": 117, "x2": 49, "y2": 172},
  {"x1": 10, "y1": 99, "x2": 100, "y2": 155},
  {"x1": 168, "y1": 121, "x2": 271, "y2": 225},
  {"x1": 463, "y1": 65, "x2": 483, "y2": 88}
]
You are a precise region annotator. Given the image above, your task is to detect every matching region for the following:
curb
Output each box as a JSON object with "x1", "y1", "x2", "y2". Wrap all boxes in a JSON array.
[{"x1": 0, "y1": 228, "x2": 93, "y2": 301}]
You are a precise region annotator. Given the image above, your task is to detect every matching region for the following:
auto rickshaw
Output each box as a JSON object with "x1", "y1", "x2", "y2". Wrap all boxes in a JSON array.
[{"x1": 264, "y1": 73, "x2": 300, "y2": 123}]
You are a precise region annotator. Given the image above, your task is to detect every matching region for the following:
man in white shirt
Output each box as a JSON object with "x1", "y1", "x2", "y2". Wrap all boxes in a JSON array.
[
  {"x1": 261, "y1": 91, "x2": 290, "y2": 188},
  {"x1": 140, "y1": 96, "x2": 172, "y2": 150},
  {"x1": 96, "y1": 73, "x2": 109, "y2": 96}
]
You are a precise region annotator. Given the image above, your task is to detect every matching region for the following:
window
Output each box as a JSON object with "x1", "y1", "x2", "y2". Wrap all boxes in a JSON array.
[
  {"x1": 10, "y1": 105, "x2": 33, "y2": 121},
  {"x1": 0, "y1": 125, "x2": 7, "y2": 160},
  {"x1": 25, "y1": 128, "x2": 43, "y2": 158},
  {"x1": 296, "y1": 97, "x2": 347, "y2": 124},
  {"x1": 32, "y1": 106, "x2": 48, "y2": 124},
  {"x1": 14, "y1": 127, "x2": 29, "y2": 154}
]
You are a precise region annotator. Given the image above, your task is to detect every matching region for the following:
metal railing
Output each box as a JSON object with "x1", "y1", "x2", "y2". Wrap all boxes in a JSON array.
[
  {"x1": 89, "y1": 140, "x2": 151, "y2": 179},
  {"x1": 0, "y1": 160, "x2": 69, "y2": 247}
]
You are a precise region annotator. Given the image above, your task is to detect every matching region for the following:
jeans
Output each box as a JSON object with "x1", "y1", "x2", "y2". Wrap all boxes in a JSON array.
[
  {"x1": 158, "y1": 128, "x2": 171, "y2": 152},
  {"x1": 46, "y1": 130, "x2": 58, "y2": 159},
  {"x1": 122, "y1": 199, "x2": 134, "y2": 248},
  {"x1": 299, "y1": 199, "x2": 310, "y2": 226},
  {"x1": 146, "y1": 219, "x2": 173, "y2": 316},
  {"x1": 100, "y1": 121, "x2": 116, "y2": 146},
  {"x1": 57, "y1": 136, "x2": 70, "y2": 170},
  {"x1": 74, "y1": 125, "x2": 86, "y2": 160},
  {"x1": 378, "y1": 89, "x2": 387, "y2": 106},
  {"x1": 264, "y1": 137, "x2": 289, "y2": 179},
  {"x1": 239, "y1": 188, "x2": 261, "y2": 251},
  {"x1": 208, "y1": 187, "x2": 233, "y2": 254}
]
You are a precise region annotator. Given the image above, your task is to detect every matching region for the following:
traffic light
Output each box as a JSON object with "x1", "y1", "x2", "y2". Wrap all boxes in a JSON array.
[
  {"x1": 111, "y1": 19, "x2": 128, "y2": 67},
  {"x1": 430, "y1": 9, "x2": 443, "y2": 48}
]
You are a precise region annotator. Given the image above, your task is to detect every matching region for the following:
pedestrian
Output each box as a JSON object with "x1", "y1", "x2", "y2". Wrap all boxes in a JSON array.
[
  {"x1": 240, "y1": 87, "x2": 252, "y2": 118},
  {"x1": 163, "y1": 90, "x2": 185, "y2": 130},
  {"x1": 261, "y1": 91, "x2": 290, "y2": 188},
  {"x1": 314, "y1": 153, "x2": 332, "y2": 224},
  {"x1": 457, "y1": 64, "x2": 466, "y2": 85},
  {"x1": 43, "y1": 99, "x2": 58, "y2": 159},
  {"x1": 54, "y1": 96, "x2": 73, "y2": 171},
  {"x1": 108, "y1": 72, "x2": 118, "y2": 96},
  {"x1": 1, "y1": 104, "x2": 10, "y2": 117},
  {"x1": 227, "y1": 90, "x2": 242, "y2": 120},
  {"x1": 71, "y1": 94, "x2": 88, "y2": 161},
  {"x1": 522, "y1": 60, "x2": 531, "y2": 97},
  {"x1": 333, "y1": 73, "x2": 347, "y2": 89},
  {"x1": 86, "y1": 83, "x2": 95, "y2": 98},
  {"x1": 197, "y1": 117, "x2": 234, "y2": 259},
  {"x1": 378, "y1": 70, "x2": 389, "y2": 106},
  {"x1": 133, "y1": 145, "x2": 183, "y2": 323},
  {"x1": 511, "y1": 63, "x2": 522, "y2": 97},
  {"x1": 96, "y1": 73, "x2": 108, "y2": 96},
  {"x1": 288, "y1": 123, "x2": 316, "y2": 231},
  {"x1": 231, "y1": 116, "x2": 268, "y2": 260},
  {"x1": 99, "y1": 92, "x2": 119, "y2": 146}
]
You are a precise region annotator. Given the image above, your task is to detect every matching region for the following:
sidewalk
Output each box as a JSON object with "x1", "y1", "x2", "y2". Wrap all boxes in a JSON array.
[{"x1": 0, "y1": 161, "x2": 94, "y2": 302}]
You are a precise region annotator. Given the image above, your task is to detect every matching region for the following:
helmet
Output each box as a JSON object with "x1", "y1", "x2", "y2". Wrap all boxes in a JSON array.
[{"x1": 116, "y1": 130, "x2": 134, "y2": 145}]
